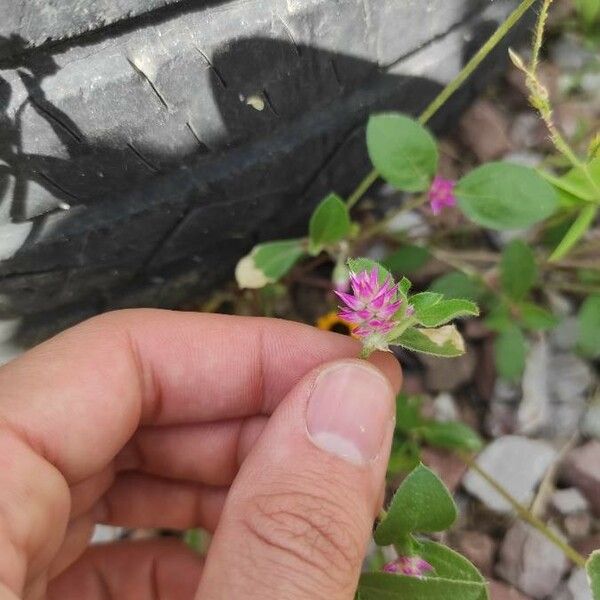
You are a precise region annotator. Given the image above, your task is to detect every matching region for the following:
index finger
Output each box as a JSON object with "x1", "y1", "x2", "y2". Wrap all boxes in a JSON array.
[{"x1": 0, "y1": 309, "x2": 401, "y2": 482}]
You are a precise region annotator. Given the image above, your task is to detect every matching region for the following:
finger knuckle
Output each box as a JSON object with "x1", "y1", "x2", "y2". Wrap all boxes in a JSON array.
[{"x1": 241, "y1": 476, "x2": 363, "y2": 590}]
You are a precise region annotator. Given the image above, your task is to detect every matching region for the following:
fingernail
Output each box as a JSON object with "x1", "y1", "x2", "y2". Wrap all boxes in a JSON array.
[{"x1": 306, "y1": 362, "x2": 394, "y2": 465}]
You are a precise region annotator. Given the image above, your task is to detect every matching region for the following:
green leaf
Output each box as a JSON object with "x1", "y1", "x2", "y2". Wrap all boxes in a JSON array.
[
  {"x1": 235, "y1": 240, "x2": 306, "y2": 289},
  {"x1": 358, "y1": 573, "x2": 487, "y2": 600},
  {"x1": 549, "y1": 204, "x2": 598, "y2": 262},
  {"x1": 347, "y1": 257, "x2": 393, "y2": 284},
  {"x1": 388, "y1": 440, "x2": 422, "y2": 474},
  {"x1": 578, "y1": 294, "x2": 600, "y2": 358},
  {"x1": 419, "y1": 421, "x2": 483, "y2": 452},
  {"x1": 392, "y1": 326, "x2": 466, "y2": 358},
  {"x1": 383, "y1": 245, "x2": 430, "y2": 274},
  {"x1": 429, "y1": 272, "x2": 483, "y2": 302},
  {"x1": 367, "y1": 113, "x2": 438, "y2": 192},
  {"x1": 395, "y1": 394, "x2": 426, "y2": 433},
  {"x1": 409, "y1": 292, "x2": 443, "y2": 312},
  {"x1": 456, "y1": 162, "x2": 558, "y2": 230},
  {"x1": 543, "y1": 158, "x2": 600, "y2": 203},
  {"x1": 586, "y1": 549, "x2": 600, "y2": 599},
  {"x1": 500, "y1": 240, "x2": 538, "y2": 300},
  {"x1": 519, "y1": 303, "x2": 559, "y2": 331},
  {"x1": 359, "y1": 540, "x2": 488, "y2": 600},
  {"x1": 308, "y1": 193, "x2": 351, "y2": 254},
  {"x1": 485, "y1": 309, "x2": 513, "y2": 333},
  {"x1": 374, "y1": 465, "x2": 457, "y2": 546},
  {"x1": 419, "y1": 540, "x2": 487, "y2": 586},
  {"x1": 494, "y1": 324, "x2": 527, "y2": 381},
  {"x1": 415, "y1": 299, "x2": 479, "y2": 328}
]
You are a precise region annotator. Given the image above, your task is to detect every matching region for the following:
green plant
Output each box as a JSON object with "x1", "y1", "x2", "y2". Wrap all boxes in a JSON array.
[
  {"x1": 359, "y1": 464, "x2": 488, "y2": 599},
  {"x1": 230, "y1": 0, "x2": 600, "y2": 595}
]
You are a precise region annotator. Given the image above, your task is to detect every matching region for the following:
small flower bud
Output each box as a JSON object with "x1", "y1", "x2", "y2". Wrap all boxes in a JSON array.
[{"x1": 382, "y1": 556, "x2": 434, "y2": 578}]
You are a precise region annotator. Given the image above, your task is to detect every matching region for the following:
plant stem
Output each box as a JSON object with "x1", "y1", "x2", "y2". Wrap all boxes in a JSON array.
[
  {"x1": 345, "y1": 0, "x2": 537, "y2": 210},
  {"x1": 346, "y1": 168, "x2": 379, "y2": 210},
  {"x1": 531, "y1": 0, "x2": 553, "y2": 74},
  {"x1": 459, "y1": 452, "x2": 587, "y2": 568},
  {"x1": 418, "y1": 0, "x2": 537, "y2": 125}
]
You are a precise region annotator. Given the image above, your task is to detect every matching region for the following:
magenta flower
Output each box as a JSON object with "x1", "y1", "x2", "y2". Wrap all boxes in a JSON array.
[
  {"x1": 382, "y1": 556, "x2": 434, "y2": 578},
  {"x1": 335, "y1": 267, "x2": 402, "y2": 339},
  {"x1": 429, "y1": 176, "x2": 457, "y2": 215}
]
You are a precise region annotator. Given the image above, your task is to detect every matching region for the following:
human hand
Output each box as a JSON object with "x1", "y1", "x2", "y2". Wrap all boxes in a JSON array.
[{"x1": 0, "y1": 309, "x2": 400, "y2": 599}]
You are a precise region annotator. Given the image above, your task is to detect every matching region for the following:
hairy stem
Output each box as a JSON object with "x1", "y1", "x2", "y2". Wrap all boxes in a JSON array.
[
  {"x1": 345, "y1": 0, "x2": 538, "y2": 209},
  {"x1": 459, "y1": 452, "x2": 587, "y2": 568},
  {"x1": 531, "y1": 0, "x2": 553, "y2": 74}
]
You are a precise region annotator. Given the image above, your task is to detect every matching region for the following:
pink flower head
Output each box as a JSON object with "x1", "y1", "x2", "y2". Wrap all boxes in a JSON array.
[
  {"x1": 335, "y1": 267, "x2": 402, "y2": 339},
  {"x1": 382, "y1": 556, "x2": 434, "y2": 578},
  {"x1": 429, "y1": 176, "x2": 457, "y2": 215}
]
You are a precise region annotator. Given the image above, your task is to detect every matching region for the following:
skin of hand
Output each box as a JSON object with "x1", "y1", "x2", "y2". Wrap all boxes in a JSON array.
[{"x1": 0, "y1": 309, "x2": 401, "y2": 600}]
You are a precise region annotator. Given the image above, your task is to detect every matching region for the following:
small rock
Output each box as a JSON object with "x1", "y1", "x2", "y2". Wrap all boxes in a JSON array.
[
  {"x1": 422, "y1": 446, "x2": 468, "y2": 493},
  {"x1": 574, "y1": 533, "x2": 600, "y2": 557},
  {"x1": 563, "y1": 441, "x2": 600, "y2": 516},
  {"x1": 452, "y1": 530, "x2": 496, "y2": 575},
  {"x1": 433, "y1": 392, "x2": 459, "y2": 422},
  {"x1": 503, "y1": 151, "x2": 545, "y2": 168},
  {"x1": 420, "y1": 349, "x2": 477, "y2": 392},
  {"x1": 386, "y1": 209, "x2": 429, "y2": 237},
  {"x1": 518, "y1": 339, "x2": 551, "y2": 435},
  {"x1": 551, "y1": 488, "x2": 589, "y2": 516},
  {"x1": 564, "y1": 512, "x2": 592, "y2": 539},
  {"x1": 464, "y1": 436, "x2": 557, "y2": 513},
  {"x1": 459, "y1": 100, "x2": 513, "y2": 162},
  {"x1": 489, "y1": 580, "x2": 533, "y2": 600},
  {"x1": 550, "y1": 354, "x2": 593, "y2": 404},
  {"x1": 509, "y1": 113, "x2": 549, "y2": 150},
  {"x1": 552, "y1": 569, "x2": 593, "y2": 600},
  {"x1": 580, "y1": 72, "x2": 600, "y2": 99},
  {"x1": 496, "y1": 522, "x2": 570, "y2": 599},
  {"x1": 582, "y1": 399, "x2": 600, "y2": 440},
  {"x1": 550, "y1": 317, "x2": 579, "y2": 352},
  {"x1": 546, "y1": 291, "x2": 574, "y2": 318},
  {"x1": 556, "y1": 101, "x2": 598, "y2": 139}
]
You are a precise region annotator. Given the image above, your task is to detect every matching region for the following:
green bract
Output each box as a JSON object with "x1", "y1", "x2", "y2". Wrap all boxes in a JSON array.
[
  {"x1": 456, "y1": 162, "x2": 558, "y2": 230},
  {"x1": 366, "y1": 114, "x2": 438, "y2": 192}
]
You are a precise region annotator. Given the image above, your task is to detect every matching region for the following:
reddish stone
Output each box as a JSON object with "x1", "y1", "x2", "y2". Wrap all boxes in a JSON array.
[
  {"x1": 573, "y1": 533, "x2": 600, "y2": 558},
  {"x1": 459, "y1": 100, "x2": 512, "y2": 162},
  {"x1": 489, "y1": 580, "x2": 532, "y2": 600},
  {"x1": 563, "y1": 441, "x2": 600, "y2": 516},
  {"x1": 452, "y1": 530, "x2": 496, "y2": 575}
]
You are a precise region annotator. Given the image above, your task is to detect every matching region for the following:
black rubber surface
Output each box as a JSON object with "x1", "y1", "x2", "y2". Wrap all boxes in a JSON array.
[{"x1": 0, "y1": 0, "x2": 523, "y2": 347}]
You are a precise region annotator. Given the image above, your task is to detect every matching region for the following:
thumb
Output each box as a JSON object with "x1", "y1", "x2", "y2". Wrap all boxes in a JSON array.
[{"x1": 196, "y1": 358, "x2": 398, "y2": 600}]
